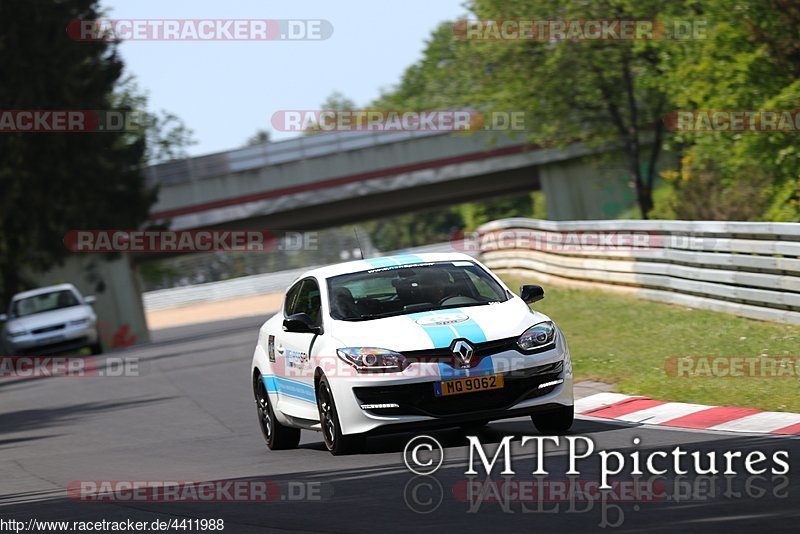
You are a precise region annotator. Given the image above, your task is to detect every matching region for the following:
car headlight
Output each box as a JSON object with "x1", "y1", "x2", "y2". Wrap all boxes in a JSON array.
[
  {"x1": 336, "y1": 348, "x2": 406, "y2": 372},
  {"x1": 69, "y1": 318, "x2": 90, "y2": 326},
  {"x1": 7, "y1": 329, "x2": 28, "y2": 338},
  {"x1": 517, "y1": 321, "x2": 556, "y2": 352}
]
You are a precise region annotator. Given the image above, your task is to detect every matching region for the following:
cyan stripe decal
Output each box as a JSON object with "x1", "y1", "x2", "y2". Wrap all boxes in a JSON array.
[
  {"x1": 409, "y1": 309, "x2": 487, "y2": 348},
  {"x1": 263, "y1": 375, "x2": 316, "y2": 403},
  {"x1": 450, "y1": 309, "x2": 487, "y2": 343},
  {"x1": 363, "y1": 257, "x2": 398, "y2": 269},
  {"x1": 364, "y1": 255, "x2": 426, "y2": 269},
  {"x1": 407, "y1": 311, "x2": 458, "y2": 348},
  {"x1": 438, "y1": 355, "x2": 496, "y2": 379},
  {"x1": 392, "y1": 254, "x2": 424, "y2": 265},
  {"x1": 428, "y1": 309, "x2": 487, "y2": 344}
]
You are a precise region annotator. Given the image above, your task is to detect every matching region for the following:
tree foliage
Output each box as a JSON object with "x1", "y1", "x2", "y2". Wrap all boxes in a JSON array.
[
  {"x1": 663, "y1": 0, "x2": 800, "y2": 221},
  {"x1": 0, "y1": 0, "x2": 191, "y2": 300},
  {"x1": 373, "y1": 0, "x2": 800, "y2": 222}
]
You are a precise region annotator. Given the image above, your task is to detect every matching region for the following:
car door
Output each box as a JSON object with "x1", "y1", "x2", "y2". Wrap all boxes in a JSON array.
[{"x1": 273, "y1": 278, "x2": 323, "y2": 421}]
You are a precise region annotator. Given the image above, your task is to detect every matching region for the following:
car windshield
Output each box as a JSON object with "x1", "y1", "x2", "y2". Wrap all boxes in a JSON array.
[
  {"x1": 327, "y1": 260, "x2": 509, "y2": 321},
  {"x1": 11, "y1": 290, "x2": 80, "y2": 318}
]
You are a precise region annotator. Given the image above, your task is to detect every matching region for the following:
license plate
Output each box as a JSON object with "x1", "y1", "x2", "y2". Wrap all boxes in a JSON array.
[{"x1": 434, "y1": 374, "x2": 504, "y2": 397}]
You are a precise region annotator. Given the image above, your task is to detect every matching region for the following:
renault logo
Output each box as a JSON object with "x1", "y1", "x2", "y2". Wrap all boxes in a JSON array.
[{"x1": 451, "y1": 340, "x2": 474, "y2": 368}]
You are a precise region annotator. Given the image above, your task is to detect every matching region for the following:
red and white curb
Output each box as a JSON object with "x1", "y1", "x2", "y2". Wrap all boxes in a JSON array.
[{"x1": 575, "y1": 393, "x2": 800, "y2": 436}]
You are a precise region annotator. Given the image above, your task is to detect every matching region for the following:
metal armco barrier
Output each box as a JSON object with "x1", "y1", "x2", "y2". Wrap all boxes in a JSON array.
[{"x1": 476, "y1": 218, "x2": 800, "y2": 325}]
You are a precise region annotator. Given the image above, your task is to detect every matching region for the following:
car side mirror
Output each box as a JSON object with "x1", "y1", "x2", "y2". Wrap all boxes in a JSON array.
[
  {"x1": 283, "y1": 313, "x2": 323, "y2": 335},
  {"x1": 84, "y1": 296, "x2": 96, "y2": 305},
  {"x1": 0, "y1": 313, "x2": 6, "y2": 322},
  {"x1": 520, "y1": 285, "x2": 545, "y2": 304}
]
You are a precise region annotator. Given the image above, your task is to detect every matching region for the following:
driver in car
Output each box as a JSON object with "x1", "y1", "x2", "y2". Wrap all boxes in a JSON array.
[{"x1": 420, "y1": 268, "x2": 453, "y2": 305}]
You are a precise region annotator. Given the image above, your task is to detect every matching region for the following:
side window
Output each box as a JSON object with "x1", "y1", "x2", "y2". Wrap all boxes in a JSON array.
[
  {"x1": 300, "y1": 280, "x2": 322, "y2": 326},
  {"x1": 290, "y1": 279, "x2": 322, "y2": 326},
  {"x1": 284, "y1": 281, "x2": 303, "y2": 316}
]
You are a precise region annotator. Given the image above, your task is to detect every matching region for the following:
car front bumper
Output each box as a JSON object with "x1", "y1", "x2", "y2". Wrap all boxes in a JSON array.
[
  {"x1": 4, "y1": 324, "x2": 98, "y2": 355},
  {"x1": 327, "y1": 335, "x2": 574, "y2": 436}
]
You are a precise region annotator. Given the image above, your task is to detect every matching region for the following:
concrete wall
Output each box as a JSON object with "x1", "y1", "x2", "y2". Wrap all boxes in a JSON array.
[{"x1": 32, "y1": 255, "x2": 149, "y2": 349}]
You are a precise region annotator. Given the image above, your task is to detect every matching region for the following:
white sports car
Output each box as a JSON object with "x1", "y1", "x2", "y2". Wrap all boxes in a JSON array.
[{"x1": 250, "y1": 252, "x2": 574, "y2": 455}]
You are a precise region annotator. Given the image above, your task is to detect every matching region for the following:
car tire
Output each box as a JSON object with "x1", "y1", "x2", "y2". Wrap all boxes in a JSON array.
[
  {"x1": 255, "y1": 374, "x2": 301, "y2": 450},
  {"x1": 532, "y1": 405, "x2": 574, "y2": 434},
  {"x1": 90, "y1": 342, "x2": 103, "y2": 355},
  {"x1": 317, "y1": 376, "x2": 365, "y2": 455}
]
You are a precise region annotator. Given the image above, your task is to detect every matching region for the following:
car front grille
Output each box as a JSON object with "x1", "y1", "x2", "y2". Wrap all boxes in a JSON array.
[
  {"x1": 401, "y1": 336, "x2": 555, "y2": 369},
  {"x1": 354, "y1": 361, "x2": 563, "y2": 417},
  {"x1": 31, "y1": 323, "x2": 66, "y2": 335}
]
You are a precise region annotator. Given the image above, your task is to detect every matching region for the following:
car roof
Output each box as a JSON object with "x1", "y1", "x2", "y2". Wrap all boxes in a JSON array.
[
  {"x1": 10, "y1": 283, "x2": 79, "y2": 302},
  {"x1": 301, "y1": 252, "x2": 478, "y2": 282}
]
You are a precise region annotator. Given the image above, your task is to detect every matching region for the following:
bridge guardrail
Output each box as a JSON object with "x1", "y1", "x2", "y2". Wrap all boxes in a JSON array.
[
  {"x1": 145, "y1": 130, "x2": 446, "y2": 187},
  {"x1": 475, "y1": 218, "x2": 800, "y2": 325}
]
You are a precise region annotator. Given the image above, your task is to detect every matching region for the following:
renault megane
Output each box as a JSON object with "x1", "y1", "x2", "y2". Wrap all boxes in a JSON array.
[{"x1": 250, "y1": 252, "x2": 573, "y2": 455}]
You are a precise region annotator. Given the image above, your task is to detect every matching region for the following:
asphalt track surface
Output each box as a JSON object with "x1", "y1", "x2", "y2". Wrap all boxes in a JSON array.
[{"x1": 2, "y1": 315, "x2": 799, "y2": 533}]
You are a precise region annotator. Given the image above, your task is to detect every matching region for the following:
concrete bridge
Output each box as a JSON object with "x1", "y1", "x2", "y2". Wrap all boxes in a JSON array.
[{"x1": 146, "y1": 129, "x2": 643, "y2": 231}]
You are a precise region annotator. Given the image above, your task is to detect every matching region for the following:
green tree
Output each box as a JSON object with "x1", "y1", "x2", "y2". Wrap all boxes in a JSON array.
[
  {"x1": 303, "y1": 91, "x2": 357, "y2": 135},
  {"x1": 458, "y1": 0, "x2": 690, "y2": 218},
  {"x1": 0, "y1": 0, "x2": 187, "y2": 300},
  {"x1": 114, "y1": 76, "x2": 196, "y2": 163},
  {"x1": 663, "y1": 0, "x2": 800, "y2": 221},
  {"x1": 244, "y1": 129, "x2": 270, "y2": 146}
]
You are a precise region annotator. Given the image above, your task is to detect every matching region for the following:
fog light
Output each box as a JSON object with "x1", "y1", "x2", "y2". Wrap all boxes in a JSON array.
[{"x1": 537, "y1": 378, "x2": 564, "y2": 389}]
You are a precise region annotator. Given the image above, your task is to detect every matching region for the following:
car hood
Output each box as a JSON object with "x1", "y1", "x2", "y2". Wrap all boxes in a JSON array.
[
  {"x1": 4, "y1": 305, "x2": 94, "y2": 332},
  {"x1": 328, "y1": 298, "x2": 549, "y2": 351}
]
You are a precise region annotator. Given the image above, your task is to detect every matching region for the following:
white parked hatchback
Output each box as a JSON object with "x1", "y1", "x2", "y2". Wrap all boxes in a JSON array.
[{"x1": 251, "y1": 252, "x2": 573, "y2": 455}]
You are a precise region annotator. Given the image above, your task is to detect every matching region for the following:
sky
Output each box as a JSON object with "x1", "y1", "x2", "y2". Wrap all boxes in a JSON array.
[{"x1": 102, "y1": 0, "x2": 468, "y2": 156}]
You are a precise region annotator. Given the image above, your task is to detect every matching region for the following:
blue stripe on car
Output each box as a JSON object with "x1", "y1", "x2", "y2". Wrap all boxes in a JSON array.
[
  {"x1": 437, "y1": 355, "x2": 496, "y2": 379},
  {"x1": 263, "y1": 375, "x2": 316, "y2": 403},
  {"x1": 407, "y1": 311, "x2": 457, "y2": 348},
  {"x1": 363, "y1": 257, "x2": 398, "y2": 268},
  {"x1": 450, "y1": 310, "x2": 487, "y2": 343},
  {"x1": 427, "y1": 308, "x2": 487, "y2": 344},
  {"x1": 392, "y1": 254, "x2": 424, "y2": 264},
  {"x1": 409, "y1": 309, "x2": 487, "y2": 348}
]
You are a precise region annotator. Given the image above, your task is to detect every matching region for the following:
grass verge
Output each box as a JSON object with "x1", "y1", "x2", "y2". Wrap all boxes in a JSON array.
[{"x1": 500, "y1": 275, "x2": 800, "y2": 413}]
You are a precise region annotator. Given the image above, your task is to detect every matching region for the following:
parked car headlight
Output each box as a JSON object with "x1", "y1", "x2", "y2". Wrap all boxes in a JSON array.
[
  {"x1": 69, "y1": 318, "x2": 90, "y2": 326},
  {"x1": 7, "y1": 329, "x2": 28, "y2": 338},
  {"x1": 517, "y1": 321, "x2": 556, "y2": 352},
  {"x1": 336, "y1": 347, "x2": 406, "y2": 372}
]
